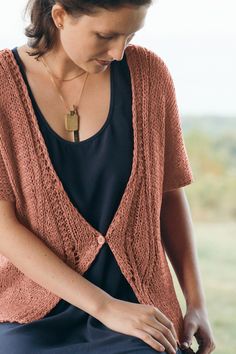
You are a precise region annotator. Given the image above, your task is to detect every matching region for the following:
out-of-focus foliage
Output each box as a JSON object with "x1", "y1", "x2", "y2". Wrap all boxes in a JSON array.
[
  {"x1": 170, "y1": 222, "x2": 236, "y2": 354},
  {"x1": 182, "y1": 116, "x2": 236, "y2": 221}
]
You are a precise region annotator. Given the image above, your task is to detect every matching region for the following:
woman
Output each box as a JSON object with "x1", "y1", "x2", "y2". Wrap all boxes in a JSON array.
[{"x1": 0, "y1": 0, "x2": 216, "y2": 353}]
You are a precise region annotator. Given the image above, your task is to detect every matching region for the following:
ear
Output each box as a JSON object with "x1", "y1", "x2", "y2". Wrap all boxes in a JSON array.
[{"x1": 51, "y1": 3, "x2": 67, "y2": 28}]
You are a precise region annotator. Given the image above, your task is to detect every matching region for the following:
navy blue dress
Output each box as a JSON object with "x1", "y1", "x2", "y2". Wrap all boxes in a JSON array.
[{"x1": 0, "y1": 47, "x2": 183, "y2": 354}]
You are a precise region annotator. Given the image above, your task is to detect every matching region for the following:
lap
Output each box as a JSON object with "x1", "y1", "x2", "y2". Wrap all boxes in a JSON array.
[{"x1": 0, "y1": 305, "x2": 184, "y2": 354}]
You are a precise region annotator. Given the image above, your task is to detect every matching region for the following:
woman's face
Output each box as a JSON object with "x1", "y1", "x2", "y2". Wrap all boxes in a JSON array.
[{"x1": 51, "y1": 4, "x2": 149, "y2": 73}]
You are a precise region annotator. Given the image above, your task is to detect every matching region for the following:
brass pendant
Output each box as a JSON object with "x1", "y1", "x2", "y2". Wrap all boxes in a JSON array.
[{"x1": 65, "y1": 107, "x2": 79, "y2": 132}]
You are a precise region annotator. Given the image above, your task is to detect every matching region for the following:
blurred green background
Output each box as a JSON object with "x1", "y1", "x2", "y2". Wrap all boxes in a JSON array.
[{"x1": 169, "y1": 115, "x2": 236, "y2": 354}]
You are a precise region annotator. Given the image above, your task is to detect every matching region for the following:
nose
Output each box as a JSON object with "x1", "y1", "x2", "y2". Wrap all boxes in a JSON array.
[{"x1": 107, "y1": 38, "x2": 129, "y2": 61}]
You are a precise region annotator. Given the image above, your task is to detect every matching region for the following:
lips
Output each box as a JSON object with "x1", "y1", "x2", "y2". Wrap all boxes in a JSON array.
[{"x1": 96, "y1": 59, "x2": 112, "y2": 65}]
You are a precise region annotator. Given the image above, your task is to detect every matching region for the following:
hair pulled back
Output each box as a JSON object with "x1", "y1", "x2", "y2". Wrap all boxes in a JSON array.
[{"x1": 23, "y1": 0, "x2": 152, "y2": 59}]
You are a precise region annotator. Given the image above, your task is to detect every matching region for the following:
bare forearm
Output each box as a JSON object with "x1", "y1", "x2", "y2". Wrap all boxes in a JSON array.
[
  {"x1": 160, "y1": 188, "x2": 206, "y2": 309},
  {"x1": 0, "y1": 219, "x2": 112, "y2": 318}
]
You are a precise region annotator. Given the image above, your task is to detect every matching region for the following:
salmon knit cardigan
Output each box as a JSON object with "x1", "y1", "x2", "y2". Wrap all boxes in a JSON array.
[{"x1": 0, "y1": 43, "x2": 194, "y2": 339}]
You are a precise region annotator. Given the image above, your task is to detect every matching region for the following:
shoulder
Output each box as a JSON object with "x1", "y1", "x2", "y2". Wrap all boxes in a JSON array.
[
  {"x1": 0, "y1": 48, "x2": 19, "y2": 134},
  {"x1": 0, "y1": 49, "x2": 10, "y2": 109},
  {"x1": 0, "y1": 48, "x2": 12, "y2": 68},
  {"x1": 0, "y1": 48, "x2": 9, "y2": 60},
  {"x1": 125, "y1": 44, "x2": 174, "y2": 90},
  {"x1": 0, "y1": 48, "x2": 8, "y2": 75},
  {"x1": 0, "y1": 48, "x2": 15, "y2": 86},
  {"x1": 125, "y1": 44, "x2": 171, "y2": 74}
]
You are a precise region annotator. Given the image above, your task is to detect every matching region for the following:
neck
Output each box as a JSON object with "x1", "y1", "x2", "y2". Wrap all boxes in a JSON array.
[{"x1": 29, "y1": 43, "x2": 86, "y2": 81}]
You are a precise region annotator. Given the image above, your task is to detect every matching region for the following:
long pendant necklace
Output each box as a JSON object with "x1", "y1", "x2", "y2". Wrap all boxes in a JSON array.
[{"x1": 40, "y1": 57, "x2": 89, "y2": 142}]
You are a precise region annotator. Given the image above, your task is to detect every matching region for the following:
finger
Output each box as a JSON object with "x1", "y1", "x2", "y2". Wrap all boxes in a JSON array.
[
  {"x1": 195, "y1": 335, "x2": 216, "y2": 354},
  {"x1": 195, "y1": 340, "x2": 204, "y2": 354},
  {"x1": 142, "y1": 323, "x2": 178, "y2": 354},
  {"x1": 133, "y1": 328, "x2": 166, "y2": 353},
  {"x1": 154, "y1": 307, "x2": 178, "y2": 341},
  {"x1": 196, "y1": 340, "x2": 214, "y2": 354},
  {"x1": 146, "y1": 318, "x2": 178, "y2": 351},
  {"x1": 180, "y1": 321, "x2": 197, "y2": 350}
]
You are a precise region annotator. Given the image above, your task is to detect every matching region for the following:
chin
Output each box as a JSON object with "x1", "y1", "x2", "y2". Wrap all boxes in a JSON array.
[{"x1": 92, "y1": 62, "x2": 108, "y2": 74}]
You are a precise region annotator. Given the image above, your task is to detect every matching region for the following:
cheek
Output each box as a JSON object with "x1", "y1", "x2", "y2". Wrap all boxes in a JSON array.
[
  {"x1": 61, "y1": 29, "x2": 108, "y2": 66},
  {"x1": 60, "y1": 37, "x2": 81, "y2": 61}
]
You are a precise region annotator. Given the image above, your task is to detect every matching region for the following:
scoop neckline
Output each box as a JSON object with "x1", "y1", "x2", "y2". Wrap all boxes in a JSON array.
[{"x1": 11, "y1": 46, "x2": 115, "y2": 146}]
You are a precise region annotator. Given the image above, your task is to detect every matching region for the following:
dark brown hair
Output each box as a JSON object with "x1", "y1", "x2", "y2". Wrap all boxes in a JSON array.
[{"x1": 23, "y1": 0, "x2": 152, "y2": 59}]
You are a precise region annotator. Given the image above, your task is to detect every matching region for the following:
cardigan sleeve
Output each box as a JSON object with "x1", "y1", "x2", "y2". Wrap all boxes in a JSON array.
[
  {"x1": 162, "y1": 65, "x2": 194, "y2": 193},
  {"x1": 0, "y1": 148, "x2": 16, "y2": 202}
]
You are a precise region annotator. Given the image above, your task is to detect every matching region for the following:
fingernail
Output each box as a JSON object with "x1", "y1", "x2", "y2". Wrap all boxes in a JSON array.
[{"x1": 180, "y1": 341, "x2": 189, "y2": 349}]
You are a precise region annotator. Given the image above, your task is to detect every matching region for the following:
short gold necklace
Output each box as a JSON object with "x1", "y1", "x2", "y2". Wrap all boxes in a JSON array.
[{"x1": 40, "y1": 56, "x2": 89, "y2": 142}]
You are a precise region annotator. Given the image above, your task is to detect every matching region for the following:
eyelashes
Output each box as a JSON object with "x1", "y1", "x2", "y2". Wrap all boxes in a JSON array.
[
  {"x1": 97, "y1": 34, "x2": 114, "y2": 40},
  {"x1": 96, "y1": 33, "x2": 135, "y2": 41}
]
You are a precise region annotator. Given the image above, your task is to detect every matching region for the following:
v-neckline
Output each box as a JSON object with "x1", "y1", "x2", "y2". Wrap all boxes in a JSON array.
[
  {"x1": 11, "y1": 46, "x2": 115, "y2": 147},
  {"x1": 6, "y1": 45, "x2": 138, "y2": 241}
]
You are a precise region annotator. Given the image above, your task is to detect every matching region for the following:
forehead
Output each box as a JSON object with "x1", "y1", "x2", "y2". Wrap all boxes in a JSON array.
[{"x1": 85, "y1": 5, "x2": 148, "y2": 33}]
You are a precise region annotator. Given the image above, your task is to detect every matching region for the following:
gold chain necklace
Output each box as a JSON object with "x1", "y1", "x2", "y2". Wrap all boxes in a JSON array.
[
  {"x1": 48, "y1": 70, "x2": 86, "y2": 82},
  {"x1": 40, "y1": 56, "x2": 89, "y2": 142}
]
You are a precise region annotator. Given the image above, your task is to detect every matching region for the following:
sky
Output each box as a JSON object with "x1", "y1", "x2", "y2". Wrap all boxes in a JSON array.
[{"x1": 0, "y1": 0, "x2": 235, "y2": 117}]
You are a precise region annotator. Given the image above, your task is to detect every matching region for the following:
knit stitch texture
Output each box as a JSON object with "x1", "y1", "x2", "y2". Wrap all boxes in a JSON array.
[{"x1": 0, "y1": 44, "x2": 194, "y2": 340}]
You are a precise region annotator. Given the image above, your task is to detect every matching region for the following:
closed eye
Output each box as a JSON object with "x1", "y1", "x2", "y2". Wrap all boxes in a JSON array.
[
  {"x1": 97, "y1": 33, "x2": 135, "y2": 41},
  {"x1": 97, "y1": 34, "x2": 115, "y2": 40}
]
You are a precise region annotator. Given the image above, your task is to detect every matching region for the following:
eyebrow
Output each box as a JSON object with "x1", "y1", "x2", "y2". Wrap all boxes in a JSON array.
[
  {"x1": 100, "y1": 24, "x2": 144, "y2": 36},
  {"x1": 103, "y1": 31, "x2": 131, "y2": 35}
]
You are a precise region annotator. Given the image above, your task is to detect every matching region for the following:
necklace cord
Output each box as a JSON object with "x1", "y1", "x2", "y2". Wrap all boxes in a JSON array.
[
  {"x1": 40, "y1": 56, "x2": 89, "y2": 113},
  {"x1": 39, "y1": 56, "x2": 90, "y2": 142}
]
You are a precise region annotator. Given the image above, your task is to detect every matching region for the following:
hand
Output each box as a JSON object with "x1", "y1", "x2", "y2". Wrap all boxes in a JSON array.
[
  {"x1": 96, "y1": 297, "x2": 179, "y2": 354},
  {"x1": 180, "y1": 306, "x2": 216, "y2": 354}
]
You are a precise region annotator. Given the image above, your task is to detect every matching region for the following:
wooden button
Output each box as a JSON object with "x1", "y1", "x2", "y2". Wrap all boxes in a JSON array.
[{"x1": 97, "y1": 235, "x2": 105, "y2": 245}]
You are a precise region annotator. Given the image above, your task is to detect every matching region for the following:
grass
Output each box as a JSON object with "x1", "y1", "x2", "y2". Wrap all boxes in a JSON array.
[{"x1": 169, "y1": 222, "x2": 236, "y2": 354}]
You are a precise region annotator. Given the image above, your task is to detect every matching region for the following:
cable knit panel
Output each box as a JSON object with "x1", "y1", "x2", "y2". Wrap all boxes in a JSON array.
[{"x1": 0, "y1": 44, "x2": 194, "y2": 340}]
